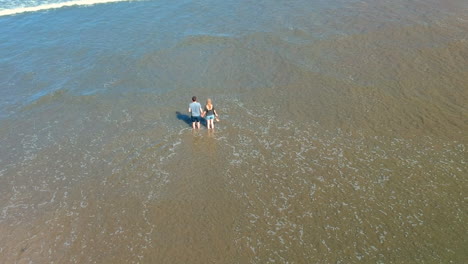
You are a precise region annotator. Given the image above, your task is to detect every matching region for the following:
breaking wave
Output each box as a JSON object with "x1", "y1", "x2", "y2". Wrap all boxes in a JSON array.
[{"x1": 0, "y1": 0, "x2": 138, "y2": 17}]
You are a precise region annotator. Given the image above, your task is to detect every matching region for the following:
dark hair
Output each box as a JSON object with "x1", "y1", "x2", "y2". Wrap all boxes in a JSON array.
[{"x1": 192, "y1": 96, "x2": 197, "y2": 101}]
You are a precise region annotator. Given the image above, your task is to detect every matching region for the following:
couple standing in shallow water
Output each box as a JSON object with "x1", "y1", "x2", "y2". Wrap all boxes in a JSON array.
[{"x1": 188, "y1": 96, "x2": 219, "y2": 129}]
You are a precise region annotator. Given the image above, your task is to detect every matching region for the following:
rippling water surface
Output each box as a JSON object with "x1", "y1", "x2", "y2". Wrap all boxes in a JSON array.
[{"x1": 0, "y1": 0, "x2": 467, "y2": 263}]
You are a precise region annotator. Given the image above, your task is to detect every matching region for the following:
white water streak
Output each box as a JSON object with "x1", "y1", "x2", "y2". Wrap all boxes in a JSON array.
[{"x1": 0, "y1": 0, "x2": 137, "y2": 17}]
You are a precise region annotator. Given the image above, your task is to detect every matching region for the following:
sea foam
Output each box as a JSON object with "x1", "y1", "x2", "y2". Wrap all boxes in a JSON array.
[{"x1": 0, "y1": 0, "x2": 136, "y2": 17}]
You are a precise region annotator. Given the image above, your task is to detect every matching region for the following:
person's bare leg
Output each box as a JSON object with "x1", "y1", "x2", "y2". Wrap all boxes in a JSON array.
[
  {"x1": 192, "y1": 122, "x2": 196, "y2": 129},
  {"x1": 197, "y1": 122, "x2": 200, "y2": 129}
]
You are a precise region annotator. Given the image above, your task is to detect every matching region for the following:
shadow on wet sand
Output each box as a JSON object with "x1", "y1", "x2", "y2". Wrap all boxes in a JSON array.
[{"x1": 176, "y1": 111, "x2": 206, "y2": 127}]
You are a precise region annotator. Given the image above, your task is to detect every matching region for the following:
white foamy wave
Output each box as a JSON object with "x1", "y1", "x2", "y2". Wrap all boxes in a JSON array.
[{"x1": 0, "y1": 0, "x2": 136, "y2": 17}]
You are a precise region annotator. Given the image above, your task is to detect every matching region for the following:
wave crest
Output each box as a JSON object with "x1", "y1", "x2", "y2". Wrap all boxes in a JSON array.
[{"x1": 0, "y1": 0, "x2": 135, "y2": 17}]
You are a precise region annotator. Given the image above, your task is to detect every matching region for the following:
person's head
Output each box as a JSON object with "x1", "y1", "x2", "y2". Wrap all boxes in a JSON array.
[
  {"x1": 192, "y1": 96, "x2": 197, "y2": 102},
  {"x1": 206, "y1": 98, "x2": 213, "y2": 109}
]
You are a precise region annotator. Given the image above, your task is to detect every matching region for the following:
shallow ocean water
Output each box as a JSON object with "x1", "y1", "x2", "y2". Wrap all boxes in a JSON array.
[{"x1": 0, "y1": 0, "x2": 467, "y2": 263}]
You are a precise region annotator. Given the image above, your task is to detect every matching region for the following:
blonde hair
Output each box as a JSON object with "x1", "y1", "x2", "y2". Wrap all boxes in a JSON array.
[{"x1": 206, "y1": 98, "x2": 213, "y2": 110}]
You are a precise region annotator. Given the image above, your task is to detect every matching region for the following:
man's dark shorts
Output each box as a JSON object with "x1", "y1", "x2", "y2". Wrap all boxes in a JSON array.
[{"x1": 191, "y1": 116, "x2": 201, "y2": 122}]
